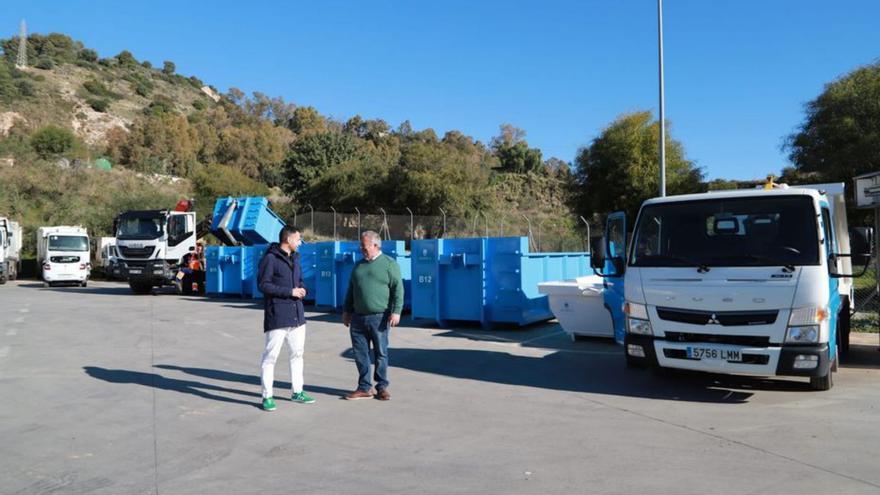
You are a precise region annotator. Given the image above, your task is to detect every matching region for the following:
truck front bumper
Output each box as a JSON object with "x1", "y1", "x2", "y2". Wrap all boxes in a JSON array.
[
  {"x1": 625, "y1": 334, "x2": 831, "y2": 378},
  {"x1": 122, "y1": 260, "x2": 173, "y2": 285}
]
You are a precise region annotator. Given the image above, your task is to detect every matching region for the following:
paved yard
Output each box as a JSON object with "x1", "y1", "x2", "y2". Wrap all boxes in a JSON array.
[{"x1": 2, "y1": 280, "x2": 879, "y2": 494}]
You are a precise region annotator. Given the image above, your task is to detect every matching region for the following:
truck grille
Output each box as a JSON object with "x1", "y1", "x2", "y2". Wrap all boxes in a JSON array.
[
  {"x1": 664, "y1": 331, "x2": 771, "y2": 347},
  {"x1": 656, "y1": 307, "x2": 778, "y2": 326},
  {"x1": 119, "y1": 246, "x2": 156, "y2": 259}
]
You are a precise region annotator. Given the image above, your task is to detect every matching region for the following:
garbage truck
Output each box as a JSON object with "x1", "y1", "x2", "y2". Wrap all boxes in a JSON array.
[
  {"x1": 591, "y1": 179, "x2": 873, "y2": 390},
  {"x1": 0, "y1": 217, "x2": 22, "y2": 283},
  {"x1": 37, "y1": 226, "x2": 91, "y2": 287},
  {"x1": 115, "y1": 200, "x2": 199, "y2": 294}
]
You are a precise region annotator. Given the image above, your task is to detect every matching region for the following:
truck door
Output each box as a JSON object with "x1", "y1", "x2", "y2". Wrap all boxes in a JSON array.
[
  {"x1": 166, "y1": 212, "x2": 196, "y2": 264},
  {"x1": 821, "y1": 206, "x2": 843, "y2": 357},
  {"x1": 604, "y1": 212, "x2": 627, "y2": 344}
]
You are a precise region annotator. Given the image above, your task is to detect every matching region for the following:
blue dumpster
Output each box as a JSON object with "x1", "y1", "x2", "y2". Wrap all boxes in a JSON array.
[
  {"x1": 299, "y1": 243, "x2": 317, "y2": 303},
  {"x1": 314, "y1": 240, "x2": 411, "y2": 311},
  {"x1": 205, "y1": 246, "x2": 245, "y2": 296},
  {"x1": 244, "y1": 245, "x2": 268, "y2": 299},
  {"x1": 211, "y1": 196, "x2": 285, "y2": 246},
  {"x1": 411, "y1": 236, "x2": 589, "y2": 327}
]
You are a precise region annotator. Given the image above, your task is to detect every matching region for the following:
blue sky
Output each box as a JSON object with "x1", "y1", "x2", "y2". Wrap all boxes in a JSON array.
[{"x1": 3, "y1": 1, "x2": 879, "y2": 180}]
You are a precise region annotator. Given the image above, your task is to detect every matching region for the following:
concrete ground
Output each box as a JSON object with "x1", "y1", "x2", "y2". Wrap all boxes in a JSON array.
[{"x1": 2, "y1": 280, "x2": 880, "y2": 495}]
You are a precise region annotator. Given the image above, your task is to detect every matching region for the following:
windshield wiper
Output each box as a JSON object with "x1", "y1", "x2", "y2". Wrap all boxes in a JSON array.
[
  {"x1": 740, "y1": 253, "x2": 796, "y2": 272},
  {"x1": 645, "y1": 254, "x2": 711, "y2": 273}
]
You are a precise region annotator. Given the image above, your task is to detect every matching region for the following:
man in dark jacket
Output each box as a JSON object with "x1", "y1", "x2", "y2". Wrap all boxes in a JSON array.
[{"x1": 257, "y1": 225, "x2": 313, "y2": 411}]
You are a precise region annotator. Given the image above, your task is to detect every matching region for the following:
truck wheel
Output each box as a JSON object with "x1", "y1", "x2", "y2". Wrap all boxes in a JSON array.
[
  {"x1": 129, "y1": 282, "x2": 153, "y2": 295},
  {"x1": 80, "y1": 280, "x2": 88, "y2": 288},
  {"x1": 810, "y1": 348, "x2": 834, "y2": 391},
  {"x1": 9, "y1": 263, "x2": 16, "y2": 281},
  {"x1": 810, "y1": 370, "x2": 833, "y2": 391},
  {"x1": 838, "y1": 301, "x2": 851, "y2": 357}
]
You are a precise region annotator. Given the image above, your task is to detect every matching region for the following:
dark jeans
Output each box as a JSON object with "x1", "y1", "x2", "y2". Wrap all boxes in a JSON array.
[{"x1": 350, "y1": 312, "x2": 390, "y2": 391}]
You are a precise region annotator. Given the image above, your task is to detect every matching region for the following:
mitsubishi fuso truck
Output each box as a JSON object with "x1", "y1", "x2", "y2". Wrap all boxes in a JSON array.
[
  {"x1": 591, "y1": 180, "x2": 872, "y2": 390},
  {"x1": 37, "y1": 226, "x2": 91, "y2": 287}
]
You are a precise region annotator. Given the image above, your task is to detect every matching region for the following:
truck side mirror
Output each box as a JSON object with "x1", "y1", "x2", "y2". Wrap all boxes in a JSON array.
[
  {"x1": 590, "y1": 237, "x2": 605, "y2": 270},
  {"x1": 848, "y1": 227, "x2": 873, "y2": 267},
  {"x1": 611, "y1": 256, "x2": 626, "y2": 275}
]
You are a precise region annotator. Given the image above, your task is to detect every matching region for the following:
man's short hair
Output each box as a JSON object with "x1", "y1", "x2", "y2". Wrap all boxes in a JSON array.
[
  {"x1": 279, "y1": 225, "x2": 302, "y2": 244},
  {"x1": 361, "y1": 230, "x2": 382, "y2": 247}
]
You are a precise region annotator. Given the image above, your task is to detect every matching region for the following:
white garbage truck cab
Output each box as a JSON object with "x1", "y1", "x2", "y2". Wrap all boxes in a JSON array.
[
  {"x1": 0, "y1": 217, "x2": 22, "y2": 283},
  {"x1": 592, "y1": 181, "x2": 872, "y2": 390},
  {"x1": 115, "y1": 205, "x2": 196, "y2": 294}
]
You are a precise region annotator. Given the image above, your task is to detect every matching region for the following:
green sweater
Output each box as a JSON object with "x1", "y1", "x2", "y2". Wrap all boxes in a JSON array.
[{"x1": 343, "y1": 254, "x2": 404, "y2": 315}]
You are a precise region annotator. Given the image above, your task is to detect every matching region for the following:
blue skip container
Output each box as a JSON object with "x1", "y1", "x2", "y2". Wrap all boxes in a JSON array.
[
  {"x1": 211, "y1": 196, "x2": 285, "y2": 246},
  {"x1": 314, "y1": 240, "x2": 411, "y2": 311},
  {"x1": 410, "y1": 236, "x2": 589, "y2": 327}
]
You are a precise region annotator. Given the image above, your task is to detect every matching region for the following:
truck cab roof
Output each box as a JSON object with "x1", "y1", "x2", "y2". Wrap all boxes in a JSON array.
[{"x1": 642, "y1": 182, "x2": 845, "y2": 207}]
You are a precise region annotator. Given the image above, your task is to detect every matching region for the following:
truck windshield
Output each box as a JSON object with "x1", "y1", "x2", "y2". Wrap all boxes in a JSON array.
[
  {"x1": 630, "y1": 195, "x2": 819, "y2": 267},
  {"x1": 117, "y1": 214, "x2": 164, "y2": 240},
  {"x1": 48, "y1": 235, "x2": 89, "y2": 252}
]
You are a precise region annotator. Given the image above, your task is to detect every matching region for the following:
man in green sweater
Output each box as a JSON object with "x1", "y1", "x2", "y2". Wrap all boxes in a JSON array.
[{"x1": 342, "y1": 230, "x2": 404, "y2": 401}]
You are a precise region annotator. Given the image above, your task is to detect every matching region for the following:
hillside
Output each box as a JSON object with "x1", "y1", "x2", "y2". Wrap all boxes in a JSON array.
[{"x1": 0, "y1": 32, "x2": 580, "y2": 257}]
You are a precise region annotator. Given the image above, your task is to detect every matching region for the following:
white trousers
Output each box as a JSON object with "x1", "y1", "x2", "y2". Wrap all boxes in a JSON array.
[{"x1": 260, "y1": 325, "x2": 306, "y2": 399}]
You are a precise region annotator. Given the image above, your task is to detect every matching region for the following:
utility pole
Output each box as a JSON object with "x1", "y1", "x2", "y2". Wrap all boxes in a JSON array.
[{"x1": 658, "y1": 0, "x2": 666, "y2": 197}]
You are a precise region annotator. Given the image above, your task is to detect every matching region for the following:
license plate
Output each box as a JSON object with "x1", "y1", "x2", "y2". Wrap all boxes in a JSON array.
[
  {"x1": 129, "y1": 269, "x2": 142, "y2": 274},
  {"x1": 687, "y1": 347, "x2": 741, "y2": 362}
]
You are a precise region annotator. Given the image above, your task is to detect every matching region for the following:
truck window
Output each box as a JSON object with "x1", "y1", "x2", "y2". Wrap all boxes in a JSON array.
[
  {"x1": 630, "y1": 196, "x2": 819, "y2": 267},
  {"x1": 821, "y1": 207, "x2": 835, "y2": 254},
  {"x1": 167, "y1": 215, "x2": 191, "y2": 246}
]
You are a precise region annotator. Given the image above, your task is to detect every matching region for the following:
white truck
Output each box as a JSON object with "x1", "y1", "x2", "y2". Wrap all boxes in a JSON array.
[
  {"x1": 37, "y1": 226, "x2": 91, "y2": 287},
  {"x1": 0, "y1": 217, "x2": 23, "y2": 283},
  {"x1": 592, "y1": 181, "x2": 872, "y2": 390},
  {"x1": 95, "y1": 236, "x2": 122, "y2": 279},
  {"x1": 115, "y1": 200, "x2": 197, "y2": 294}
]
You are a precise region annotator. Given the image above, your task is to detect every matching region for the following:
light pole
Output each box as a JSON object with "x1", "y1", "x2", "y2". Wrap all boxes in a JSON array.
[{"x1": 658, "y1": 0, "x2": 667, "y2": 197}]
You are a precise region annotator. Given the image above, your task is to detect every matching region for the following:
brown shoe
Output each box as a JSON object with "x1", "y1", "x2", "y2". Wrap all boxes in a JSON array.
[
  {"x1": 344, "y1": 389, "x2": 374, "y2": 400},
  {"x1": 376, "y1": 389, "x2": 391, "y2": 401}
]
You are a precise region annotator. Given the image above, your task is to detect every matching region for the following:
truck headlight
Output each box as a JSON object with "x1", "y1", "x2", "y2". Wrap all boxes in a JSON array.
[
  {"x1": 785, "y1": 325, "x2": 819, "y2": 344},
  {"x1": 627, "y1": 317, "x2": 653, "y2": 335}
]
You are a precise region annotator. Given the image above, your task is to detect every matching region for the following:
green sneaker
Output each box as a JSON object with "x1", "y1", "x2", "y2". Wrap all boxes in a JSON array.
[
  {"x1": 262, "y1": 397, "x2": 277, "y2": 411},
  {"x1": 291, "y1": 391, "x2": 316, "y2": 404}
]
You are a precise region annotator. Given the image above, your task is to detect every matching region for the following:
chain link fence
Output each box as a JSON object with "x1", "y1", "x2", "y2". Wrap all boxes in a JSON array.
[
  {"x1": 287, "y1": 209, "x2": 597, "y2": 253},
  {"x1": 852, "y1": 254, "x2": 879, "y2": 333}
]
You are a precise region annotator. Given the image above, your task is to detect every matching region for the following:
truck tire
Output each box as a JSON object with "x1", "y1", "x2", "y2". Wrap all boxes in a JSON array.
[
  {"x1": 0, "y1": 274, "x2": 6, "y2": 285},
  {"x1": 129, "y1": 281, "x2": 153, "y2": 295},
  {"x1": 838, "y1": 299, "x2": 851, "y2": 357},
  {"x1": 810, "y1": 345, "x2": 835, "y2": 391},
  {"x1": 8, "y1": 262, "x2": 16, "y2": 281}
]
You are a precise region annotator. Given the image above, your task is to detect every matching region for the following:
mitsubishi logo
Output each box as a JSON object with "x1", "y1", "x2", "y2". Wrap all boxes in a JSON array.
[{"x1": 707, "y1": 313, "x2": 721, "y2": 325}]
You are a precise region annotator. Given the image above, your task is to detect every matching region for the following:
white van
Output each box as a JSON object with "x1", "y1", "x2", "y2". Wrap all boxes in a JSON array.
[{"x1": 37, "y1": 226, "x2": 91, "y2": 287}]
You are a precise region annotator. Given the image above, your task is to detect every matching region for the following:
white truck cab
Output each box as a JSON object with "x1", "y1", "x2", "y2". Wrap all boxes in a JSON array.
[
  {"x1": 592, "y1": 182, "x2": 873, "y2": 390},
  {"x1": 37, "y1": 226, "x2": 91, "y2": 287},
  {"x1": 115, "y1": 206, "x2": 196, "y2": 294}
]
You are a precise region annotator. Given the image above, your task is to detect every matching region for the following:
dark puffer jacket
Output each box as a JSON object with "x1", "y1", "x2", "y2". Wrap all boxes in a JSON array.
[{"x1": 257, "y1": 243, "x2": 306, "y2": 332}]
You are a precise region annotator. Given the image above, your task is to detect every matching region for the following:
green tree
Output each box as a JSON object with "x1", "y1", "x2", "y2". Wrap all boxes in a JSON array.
[
  {"x1": 786, "y1": 62, "x2": 880, "y2": 192},
  {"x1": 162, "y1": 60, "x2": 176, "y2": 75},
  {"x1": 78, "y1": 48, "x2": 98, "y2": 62},
  {"x1": 282, "y1": 131, "x2": 364, "y2": 198},
  {"x1": 289, "y1": 106, "x2": 327, "y2": 135},
  {"x1": 491, "y1": 124, "x2": 543, "y2": 173},
  {"x1": 572, "y1": 111, "x2": 703, "y2": 220},
  {"x1": 30, "y1": 125, "x2": 77, "y2": 158},
  {"x1": 115, "y1": 50, "x2": 137, "y2": 66}
]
